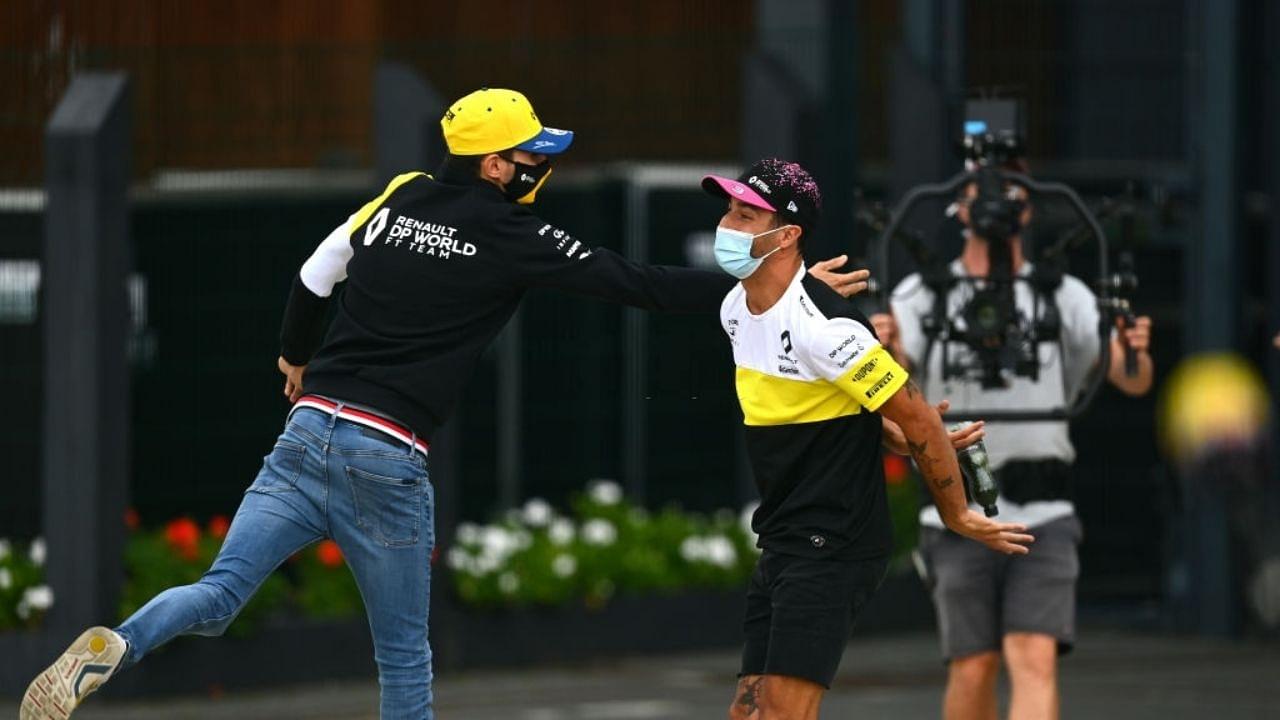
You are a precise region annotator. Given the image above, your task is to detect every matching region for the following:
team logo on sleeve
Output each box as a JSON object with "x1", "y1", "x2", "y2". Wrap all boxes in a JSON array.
[
  {"x1": 864, "y1": 371, "x2": 895, "y2": 400},
  {"x1": 828, "y1": 333, "x2": 867, "y2": 369},
  {"x1": 363, "y1": 207, "x2": 390, "y2": 246},
  {"x1": 852, "y1": 357, "x2": 878, "y2": 381},
  {"x1": 540, "y1": 224, "x2": 591, "y2": 260}
]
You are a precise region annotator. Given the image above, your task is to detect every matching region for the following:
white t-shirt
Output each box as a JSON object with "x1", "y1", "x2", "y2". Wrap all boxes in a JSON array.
[{"x1": 890, "y1": 259, "x2": 1101, "y2": 528}]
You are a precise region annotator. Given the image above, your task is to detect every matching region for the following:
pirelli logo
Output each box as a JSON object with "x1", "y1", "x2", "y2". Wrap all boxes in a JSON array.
[
  {"x1": 864, "y1": 371, "x2": 894, "y2": 400},
  {"x1": 851, "y1": 357, "x2": 878, "y2": 382}
]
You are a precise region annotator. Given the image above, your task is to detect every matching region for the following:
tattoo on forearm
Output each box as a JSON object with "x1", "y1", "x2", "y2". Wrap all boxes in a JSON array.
[
  {"x1": 908, "y1": 436, "x2": 954, "y2": 491},
  {"x1": 736, "y1": 677, "x2": 763, "y2": 715},
  {"x1": 906, "y1": 438, "x2": 939, "y2": 477},
  {"x1": 905, "y1": 379, "x2": 922, "y2": 401}
]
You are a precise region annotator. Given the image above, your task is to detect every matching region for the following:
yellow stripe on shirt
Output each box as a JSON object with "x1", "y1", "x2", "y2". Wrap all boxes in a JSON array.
[
  {"x1": 735, "y1": 367, "x2": 863, "y2": 426},
  {"x1": 348, "y1": 171, "x2": 425, "y2": 238},
  {"x1": 833, "y1": 345, "x2": 909, "y2": 412}
]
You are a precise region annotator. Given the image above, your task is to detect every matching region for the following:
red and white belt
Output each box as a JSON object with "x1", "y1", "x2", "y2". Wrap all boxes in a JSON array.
[{"x1": 292, "y1": 394, "x2": 429, "y2": 457}]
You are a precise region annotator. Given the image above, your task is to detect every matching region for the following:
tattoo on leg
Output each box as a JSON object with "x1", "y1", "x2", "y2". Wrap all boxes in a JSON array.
[{"x1": 736, "y1": 677, "x2": 763, "y2": 715}]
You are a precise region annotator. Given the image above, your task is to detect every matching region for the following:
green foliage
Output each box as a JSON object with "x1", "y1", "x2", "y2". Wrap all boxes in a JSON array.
[
  {"x1": 446, "y1": 481, "x2": 761, "y2": 609},
  {"x1": 4, "y1": 462, "x2": 925, "y2": 636}
]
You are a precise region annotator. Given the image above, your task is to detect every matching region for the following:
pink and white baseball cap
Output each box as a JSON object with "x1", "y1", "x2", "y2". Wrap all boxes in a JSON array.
[{"x1": 701, "y1": 158, "x2": 822, "y2": 231}]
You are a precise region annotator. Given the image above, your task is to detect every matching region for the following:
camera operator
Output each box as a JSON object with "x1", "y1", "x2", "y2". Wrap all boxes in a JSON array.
[{"x1": 883, "y1": 159, "x2": 1154, "y2": 720}]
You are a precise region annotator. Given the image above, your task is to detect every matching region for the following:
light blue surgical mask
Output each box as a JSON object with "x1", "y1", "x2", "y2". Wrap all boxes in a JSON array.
[{"x1": 714, "y1": 224, "x2": 790, "y2": 279}]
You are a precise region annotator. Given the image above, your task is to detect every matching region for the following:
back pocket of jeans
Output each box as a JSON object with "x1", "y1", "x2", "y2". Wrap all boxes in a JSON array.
[
  {"x1": 346, "y1": 466, "x2": 422, "y2": 548},
  {"x1": 248, "y1": 440, "x2": 305, "y2": 493}
]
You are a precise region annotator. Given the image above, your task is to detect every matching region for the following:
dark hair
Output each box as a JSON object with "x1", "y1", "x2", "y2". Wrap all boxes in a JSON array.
[
  {"x1": 440, "y1": 150, "x2": 517, "y2": 179},
  {"x1": 442, "y1": 152, "x2": 484, "y2": 176}
]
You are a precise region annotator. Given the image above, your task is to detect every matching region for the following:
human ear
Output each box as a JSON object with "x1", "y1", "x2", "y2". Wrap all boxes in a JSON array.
[
  {"x1": 482, "y1": 154, "x2": 509, "y2": 183},
  {"x1": 784, "y1": 225, "x2": 802, "y2": 249}
]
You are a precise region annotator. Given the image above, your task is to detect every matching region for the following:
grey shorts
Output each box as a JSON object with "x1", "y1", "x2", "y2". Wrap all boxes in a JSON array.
[{"x1": 919, "y1": 514, "x2": 1083, "y2": 661}]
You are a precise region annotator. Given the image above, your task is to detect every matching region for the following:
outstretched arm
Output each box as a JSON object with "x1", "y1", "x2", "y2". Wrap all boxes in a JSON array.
[
  {"x1": 877, "y1": 380, "x2": 1033, "y2": 555},
  {"x1": 798, "y1": 310, "x2": 1031, "y2": 555},
  {"x1": 509, "y1": 214, "x2": 875, "y2": 314}
]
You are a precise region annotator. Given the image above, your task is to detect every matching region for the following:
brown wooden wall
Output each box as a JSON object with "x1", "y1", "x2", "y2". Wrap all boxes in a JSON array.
[{"x1": 0, "y1": 0, "x2": 758, "y2": 184}]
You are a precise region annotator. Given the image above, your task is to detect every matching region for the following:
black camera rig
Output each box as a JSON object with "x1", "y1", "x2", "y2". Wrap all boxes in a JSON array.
[{"x1": 867, "y1": 98, "x2": 1140, "y2": 422}]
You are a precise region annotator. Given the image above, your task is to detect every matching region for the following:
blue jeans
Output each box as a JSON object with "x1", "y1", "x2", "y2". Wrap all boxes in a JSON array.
[{"x1": 114, "y1": 405, "x2": 436, "y2": 719}]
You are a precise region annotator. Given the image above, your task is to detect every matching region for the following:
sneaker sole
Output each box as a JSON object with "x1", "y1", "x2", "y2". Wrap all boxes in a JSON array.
[{"x1": 20, "y1": 626, "x2": 125, "y2": 720}]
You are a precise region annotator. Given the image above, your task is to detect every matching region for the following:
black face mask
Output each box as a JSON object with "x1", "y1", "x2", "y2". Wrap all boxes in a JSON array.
[{"x1": 502, "y1": 157, "x2": 553, "y2": 204}]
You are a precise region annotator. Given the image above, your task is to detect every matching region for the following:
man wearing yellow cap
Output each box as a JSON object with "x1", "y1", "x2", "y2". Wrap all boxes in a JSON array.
[{"x1": 22, "y1": 88, "x2": 865, "y2": 720}]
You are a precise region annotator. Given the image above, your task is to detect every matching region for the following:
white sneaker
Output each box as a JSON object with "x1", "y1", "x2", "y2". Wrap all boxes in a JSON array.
[{"x1": 20, "y1": 626, "x2": 127, "y2": 720}]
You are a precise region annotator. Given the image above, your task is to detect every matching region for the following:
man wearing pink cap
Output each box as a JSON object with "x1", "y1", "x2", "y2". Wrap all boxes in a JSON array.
[{"x1": 703, "y1": 159, "x2": 1034, "y2": 720}]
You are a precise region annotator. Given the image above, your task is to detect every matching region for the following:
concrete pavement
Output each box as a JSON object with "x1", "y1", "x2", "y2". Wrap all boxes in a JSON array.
[{"x1": 26, "y1": 630, "x2": 1280, "y2": 719}]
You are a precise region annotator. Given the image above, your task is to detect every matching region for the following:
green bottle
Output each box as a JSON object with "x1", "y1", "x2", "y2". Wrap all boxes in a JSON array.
[{"x1": 950, "y1": 424, "x2": 1000, "y2": 517}]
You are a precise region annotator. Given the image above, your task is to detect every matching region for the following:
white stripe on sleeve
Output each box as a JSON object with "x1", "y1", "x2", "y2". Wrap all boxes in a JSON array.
[{"x1": 299, "y1": 216, "x2": 355, "y2": 297}]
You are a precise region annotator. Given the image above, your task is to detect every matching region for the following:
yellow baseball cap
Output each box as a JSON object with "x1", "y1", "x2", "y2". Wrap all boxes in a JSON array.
[{"x1": 440, "y1": 88, "x2": 575, "y2": 156}]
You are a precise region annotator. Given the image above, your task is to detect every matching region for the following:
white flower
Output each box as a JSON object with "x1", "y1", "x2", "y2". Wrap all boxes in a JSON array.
[
  {"x1": 705, "y1": 536, "x2": 738, "y2": 568},
  {"x1": 446, "y1": 547, "x2": 470, "y2": 571},
  {"x1": 581, "y1": 519, "x2": 617, "y2": 546},
  {"x1": 548, "y1": 518, "x2": 575, "y2": 546},
  {"x1": 18, "y1": 584, "x2": 54, "y2": 618},
  {"x1": 480, "y1": 526, "x2": 516, "y2": 557},
  {"x1": 498, "y1": 572, "x2": 520, "y2": 594},
  {"x1": 29, "y1": 538, "x2": 46, "y2": 567},
  {"x1": 680, "y1": 536, "x2": 707, "y2": 563},
  {"x1": 0, "y1": 539, "x2": 11, "y2": 561},
  {"x1": 680, "y1": 535, "x2": 737, "y2": 568},
  {"x1": 522, "y1": 498, "x2": 553, "y2": 527},
  {"x1": 456, "y1": 523, "x2": 481, "y2": 546},
  {"x1": 513, "y1": 529, "x2": 533, "y2": 550},
  {"x1": 588, "y1": 480, "x2": 623, "y2": 506},
  {"x1": 24, "y1": 585, "x2": 53, "y2": 611},
  {"x1": 469, "y1": 525, "x2": 521, "y2": 575},
  {"x1": 551, "y1": 554, "x2": 577, "y2": 578},
  {"x1": 0, "y1": 568, "x2": 11, "y2": 590},
  {"x1": 473, "y1": 553, "x2": 501, "y2": 575}
]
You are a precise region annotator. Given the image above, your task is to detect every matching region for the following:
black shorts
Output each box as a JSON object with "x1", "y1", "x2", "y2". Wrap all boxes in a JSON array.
[{"x1": 739, "y1": 550, "x2": 889, "y2": 688}]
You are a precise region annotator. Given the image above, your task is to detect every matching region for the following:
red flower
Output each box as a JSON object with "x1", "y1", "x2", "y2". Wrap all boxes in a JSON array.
[
  {"x1": 124, "y1": 508, "x2": 140, "y2": 531},
  {"x1": 164, "y1": 517, "x2": 201, "y2": 560},
  {"x1": 883, "y1": 454, "x2": 910, "y2": 485},
  {"x1": 316, "y1": 540, "x2": 344, "y2": 568},
  {"x1": 207, "y1": 515, "x2": 230, "y2": 540}
]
